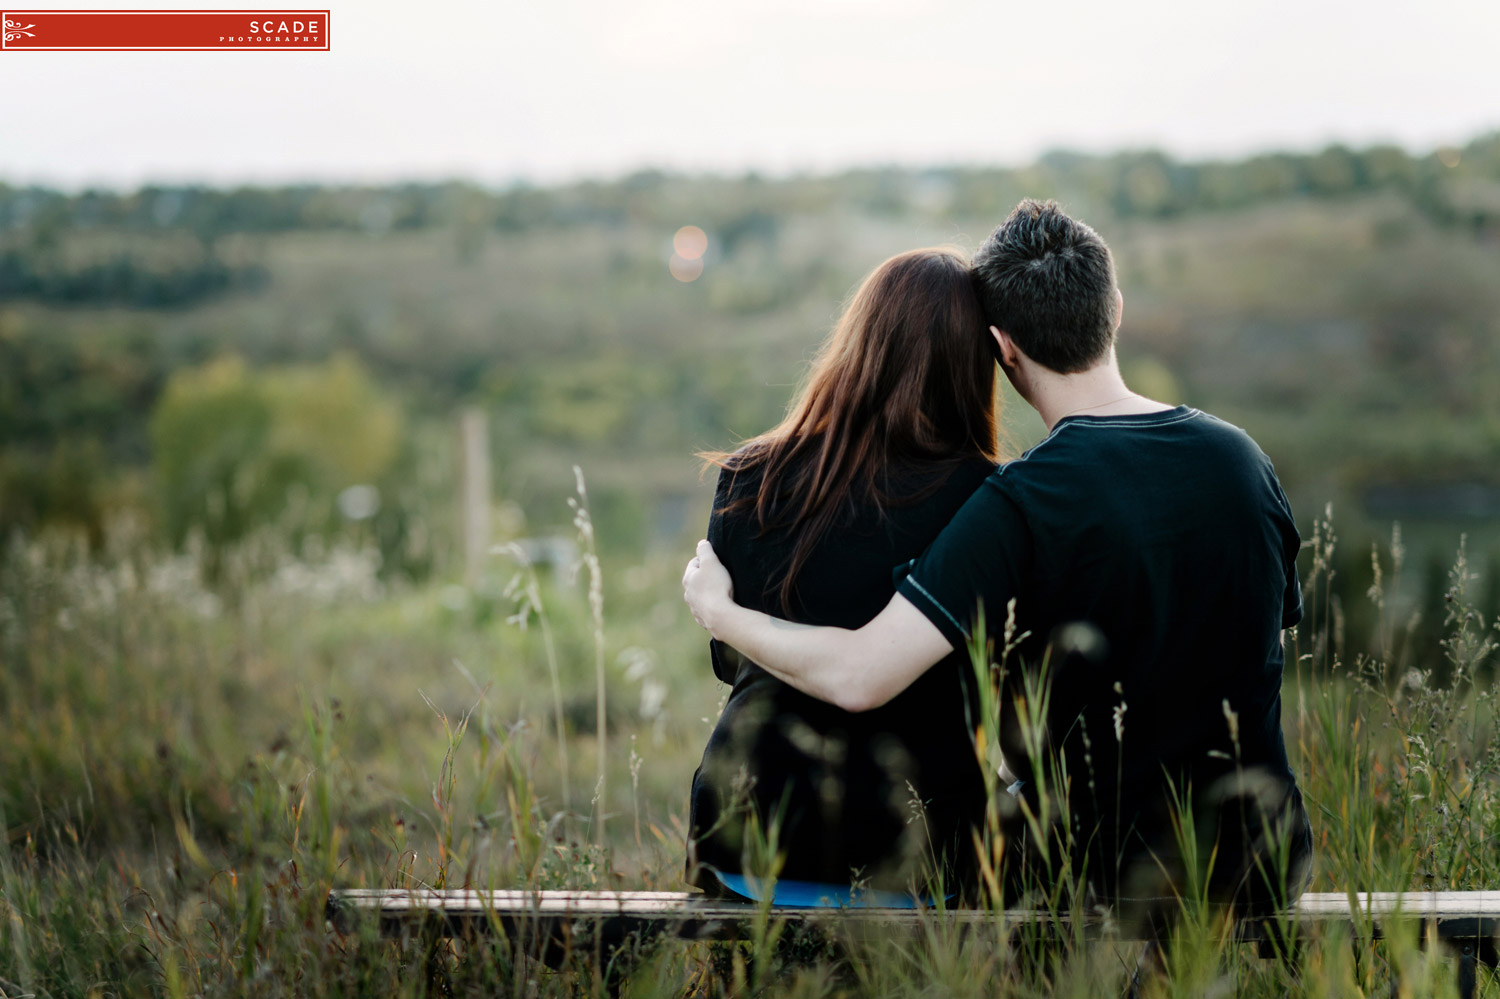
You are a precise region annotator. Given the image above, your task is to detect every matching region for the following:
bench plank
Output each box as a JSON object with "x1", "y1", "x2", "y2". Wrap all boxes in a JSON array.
[
  {"x1": 330, "y1": 888, "x2": 1500, "y2": 925},
  {"x1": 326, "y1": 888, "x2": 1500, "y2": 998}
]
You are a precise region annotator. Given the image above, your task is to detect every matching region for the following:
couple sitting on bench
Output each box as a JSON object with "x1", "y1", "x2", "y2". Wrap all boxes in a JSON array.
[{"x1": 680, "y1": 200, "x2": 1314, "y2": 921}]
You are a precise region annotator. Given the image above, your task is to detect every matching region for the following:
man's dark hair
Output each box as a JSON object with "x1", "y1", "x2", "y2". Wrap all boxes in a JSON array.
[{"x1": 972, "y1": 199, "x2": 1118, "y2": 373}]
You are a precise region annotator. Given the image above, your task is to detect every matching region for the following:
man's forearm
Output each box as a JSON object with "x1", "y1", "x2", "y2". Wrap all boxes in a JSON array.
[
  {"x1": 683, "y1": 540, "x2": 953, "y2": 712},
  {"x1": 706, "y1": 601, "x2": 869, "y2": 710}
]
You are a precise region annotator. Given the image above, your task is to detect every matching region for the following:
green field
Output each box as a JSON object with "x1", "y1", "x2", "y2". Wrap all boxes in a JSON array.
[
  {"x1": 3, "y1": 137, "x2": 1500, "y2": 995},
  {"x1": 2, "y1": 499, "x2": 1497, "y2": 996}
]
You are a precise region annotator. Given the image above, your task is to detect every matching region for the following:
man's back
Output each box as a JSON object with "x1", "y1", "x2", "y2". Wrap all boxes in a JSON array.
[{"x1": 895, "y1": 405, "x2": 1310, "y2": 903}]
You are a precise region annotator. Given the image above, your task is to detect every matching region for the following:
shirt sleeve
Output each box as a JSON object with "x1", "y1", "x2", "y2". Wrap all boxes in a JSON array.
[
  {"x1": 1281, "y1": 544, "x2": 1304, "y2": 629},
  {"x1": 706, "y1": 465, "x2": 743, "y2": 686},
  {"x1": 705, "y1": 463, "x2": 734, "y2": 552},
  {"x1": 1268, "y1": 474, "x2": 1304, "y2": 629},
  {"x1": 894, "y1": 476, "x2": 1033, "y2": 653}
]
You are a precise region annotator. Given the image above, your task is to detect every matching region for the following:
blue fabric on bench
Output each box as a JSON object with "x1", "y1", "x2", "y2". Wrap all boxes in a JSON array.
[{"x1": 712, "y1": 871, "x2": 938, "y2": 909}]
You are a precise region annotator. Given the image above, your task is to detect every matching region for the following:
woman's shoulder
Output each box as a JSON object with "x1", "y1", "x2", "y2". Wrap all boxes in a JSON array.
[
  {"x1": 710, "y1": 444, "x2": 770, "y2": 499},
  {"x1": 705, "y1": 445, "x2": 772, "y2": 549},
  {"x1": 721, "y1": 441, "x2": 767, "y2": 470},
  {"x1": 887, "y1": 454, "x2": 996, "y2": 497},
  {"x1": 954, "y1": 455, "x2": 1000, "y2": 488},
  {"x1": 923, "y1": 456, "x2": 997, "y2": 515}
]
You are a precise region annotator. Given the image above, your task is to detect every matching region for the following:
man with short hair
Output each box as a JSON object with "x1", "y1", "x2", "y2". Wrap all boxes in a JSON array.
[{"x1": 682, "y1": 199, "x2": 1313, "y2": 914}]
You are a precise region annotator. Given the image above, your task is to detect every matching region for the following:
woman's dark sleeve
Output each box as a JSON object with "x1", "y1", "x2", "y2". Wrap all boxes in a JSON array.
[
  {"x1": 705, "y1": 464, "x2": 734, "y2": 553},
  {"x1": 705, "y1": 465, "x2": 745, "y2": 685}
]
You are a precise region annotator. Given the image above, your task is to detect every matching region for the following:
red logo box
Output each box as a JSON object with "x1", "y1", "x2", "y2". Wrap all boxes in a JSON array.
[{"x1": 2, "y1": 9, "x2": 329, "y2": 50}]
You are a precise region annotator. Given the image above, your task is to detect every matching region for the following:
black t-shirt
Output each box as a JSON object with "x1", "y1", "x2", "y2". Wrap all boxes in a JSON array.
[
  {"x1": 895, "y1": 406, "x2": 1304, "y2": 877},
  {"x1": 689, "y1": 451, "x2": 995, "y2": 892}
]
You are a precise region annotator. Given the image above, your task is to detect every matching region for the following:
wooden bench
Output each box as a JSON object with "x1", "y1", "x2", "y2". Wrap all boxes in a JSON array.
[{"x1": 328, "y1": 888, "x2": 1500, "y2": 998}]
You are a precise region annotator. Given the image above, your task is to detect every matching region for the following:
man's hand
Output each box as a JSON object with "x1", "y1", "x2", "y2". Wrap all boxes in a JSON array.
[{"x1": 682, "y1": 539, "x2": 733, "y2": 635}]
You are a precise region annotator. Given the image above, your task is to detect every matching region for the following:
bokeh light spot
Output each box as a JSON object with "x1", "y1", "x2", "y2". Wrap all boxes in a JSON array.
[
  {"x1": 669, "y1": 254, "x2": 703, "y2": 282},
  {"x1": 673, "y1": 225, "x2": 708, "y2": 260},
  {"x1": 337, "y1": 483, "x2": 381, "y2": 521},
  {"x1": 1437, "y1": 147, "x2": 1461, "y2": 168}
]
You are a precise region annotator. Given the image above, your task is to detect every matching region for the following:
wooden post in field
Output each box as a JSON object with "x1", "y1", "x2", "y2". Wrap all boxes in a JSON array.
[{"x1": 459, "y1": 407, "x2": 490, "y2": 584}]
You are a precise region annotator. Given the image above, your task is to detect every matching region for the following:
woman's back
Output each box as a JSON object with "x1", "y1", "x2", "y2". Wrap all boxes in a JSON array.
[{"x1": 689, "y1": 450, "x2": 995, "y2": 894}]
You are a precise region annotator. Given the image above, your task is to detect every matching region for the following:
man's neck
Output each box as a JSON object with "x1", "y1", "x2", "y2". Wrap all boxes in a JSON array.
[{"x1": 1023, "y1": 359, "x2": 1173, "y2": 431}]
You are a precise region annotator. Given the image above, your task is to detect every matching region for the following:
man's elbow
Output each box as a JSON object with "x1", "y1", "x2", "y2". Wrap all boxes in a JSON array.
[{"x1": 827, "y1": 675, "x2": 896, "y2": 714}]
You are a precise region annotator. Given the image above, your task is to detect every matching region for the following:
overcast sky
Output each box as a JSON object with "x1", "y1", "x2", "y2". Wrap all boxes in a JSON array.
[{"x1": 3, "y1": 0, "x2": 1498, "y2": 192}]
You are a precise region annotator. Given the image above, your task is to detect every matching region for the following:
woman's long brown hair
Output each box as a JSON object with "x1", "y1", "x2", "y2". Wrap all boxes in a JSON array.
[{"x1": 700, "y1": 247, "x2": 1002, "y2": 615}]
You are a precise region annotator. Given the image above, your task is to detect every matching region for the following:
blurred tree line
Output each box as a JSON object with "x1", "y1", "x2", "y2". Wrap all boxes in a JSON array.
[
  {"x1": 2, "y1": 133, "x2": 1497, "y2": 308},
  {"x1": 2, "y1": 133, "x2": 1499, "y2": 649},
  {"x1": 0, "y1": 244, "x2": 266, "y2": 308}
]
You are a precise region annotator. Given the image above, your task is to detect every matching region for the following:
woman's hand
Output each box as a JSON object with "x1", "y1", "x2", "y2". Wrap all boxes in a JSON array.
[{"x1": 682, "y1": 539, "x2": 733, "y2": 635}]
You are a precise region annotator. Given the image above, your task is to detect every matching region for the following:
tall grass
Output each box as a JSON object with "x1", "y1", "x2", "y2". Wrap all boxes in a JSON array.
[{"x1": 1, "y1": 502, "x2": 1496, "y2": 997}]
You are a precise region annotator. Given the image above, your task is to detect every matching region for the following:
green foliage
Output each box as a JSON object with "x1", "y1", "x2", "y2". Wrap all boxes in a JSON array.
[
  {"x1": 6, "y1": 134, "x2": 1500, "y2": 565},
  {"x1": 0, "y1": 435, "x2": 111, "y2": 546},
  {"x1": 493, "y1": 355, "x2": 669, "y2": 446},
  {"x1": 0, "y1": 311, "x2": 180, "y2": 543},
  {"x1": 149, "y1": 353, "x2": 401, "y2": 575},
  {"x1": 150, "y1": 354, "x2": 274, "y2": 548},
  {"x1": 11, "y1": 134, "x2": 1500, "y2": 994},
  {"x1": 3, "y1": 134, "x2": 1500, "y2": 654},
  {"x1": 0, "y1": 240, "x2": 266, "y2": 308},
  {"x1": 2, "y1": 504, "x2": 1497, "y2": 996}
]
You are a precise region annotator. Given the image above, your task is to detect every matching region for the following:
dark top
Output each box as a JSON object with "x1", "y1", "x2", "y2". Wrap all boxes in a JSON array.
[
  {"x1": 895, "y1": 406, "x2": 1306, "y2": 897},
  {"x1": 688, "y1": 450, "x2": 995, "y2": 894}
]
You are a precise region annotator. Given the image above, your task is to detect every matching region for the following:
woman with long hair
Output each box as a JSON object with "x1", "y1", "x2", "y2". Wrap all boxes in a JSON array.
[{"x1": 687, "y1": 247, "x2": 1002, "y2": 903}]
